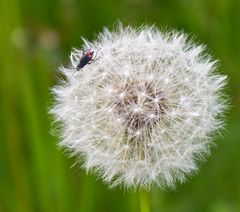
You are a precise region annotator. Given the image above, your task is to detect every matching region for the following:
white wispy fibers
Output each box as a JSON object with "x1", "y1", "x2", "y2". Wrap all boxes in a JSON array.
[{"x1": 50, "y1": 24, "x2": 228, "y2": 189}]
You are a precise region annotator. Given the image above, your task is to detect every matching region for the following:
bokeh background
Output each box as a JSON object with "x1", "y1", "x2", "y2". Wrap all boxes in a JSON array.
[{"x1": 0, "y1": 0, "x2": 240, "y2": 211}]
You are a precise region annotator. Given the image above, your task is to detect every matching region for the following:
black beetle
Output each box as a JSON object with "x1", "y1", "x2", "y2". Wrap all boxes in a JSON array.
[{"x1": 76, "y1": 48, "x2": 100, "y2": 71}]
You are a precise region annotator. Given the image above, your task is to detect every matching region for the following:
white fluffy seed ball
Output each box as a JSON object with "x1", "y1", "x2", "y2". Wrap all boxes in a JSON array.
[{"x1": 50, "y1": 24, "x2": 228, "y2": 189}]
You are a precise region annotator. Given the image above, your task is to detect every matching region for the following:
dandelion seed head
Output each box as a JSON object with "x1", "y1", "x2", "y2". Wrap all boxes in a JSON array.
[{"x1": 50, "y1": 23, "x2": 228, "y2": 189}]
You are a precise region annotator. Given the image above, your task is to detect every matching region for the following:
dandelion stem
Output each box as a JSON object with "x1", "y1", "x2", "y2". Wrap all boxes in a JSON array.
[{"x1": 140, "y1": 190, "x2": 150, "y2": 212}]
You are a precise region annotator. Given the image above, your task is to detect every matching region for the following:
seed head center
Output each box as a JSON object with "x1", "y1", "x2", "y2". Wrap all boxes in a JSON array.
[{"x1": 114, "y1": 81, "x2": 168, "y2": 131}]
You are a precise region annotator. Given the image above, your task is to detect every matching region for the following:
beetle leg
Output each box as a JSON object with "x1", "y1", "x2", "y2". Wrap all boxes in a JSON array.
[
  {"x1": 86, "y1": 57, "x2": 99, "y2": 66},
  {"x1": 92, "y1": 57, "x2": 100, "y2": 62}
]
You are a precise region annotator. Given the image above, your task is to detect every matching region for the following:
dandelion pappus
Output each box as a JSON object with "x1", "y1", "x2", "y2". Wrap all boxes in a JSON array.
[{"x1": 75, "y1": 48, "x2": 101, "y2": 71}]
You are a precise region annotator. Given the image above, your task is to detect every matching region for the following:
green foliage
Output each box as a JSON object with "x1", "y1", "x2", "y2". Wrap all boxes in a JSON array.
[{"x1": 0, "y1": 0, "x2": 239, "y2": 211}]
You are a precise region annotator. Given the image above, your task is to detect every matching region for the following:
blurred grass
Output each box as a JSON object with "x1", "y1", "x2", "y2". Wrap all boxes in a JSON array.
[{"x1": 0, "y1": 0, "x2": 240, "y2": 211}]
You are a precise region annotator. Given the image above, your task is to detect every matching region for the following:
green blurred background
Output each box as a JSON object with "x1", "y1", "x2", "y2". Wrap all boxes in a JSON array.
[{"x1": 0, "y1": 0, "x2": 240, "y2": 211}]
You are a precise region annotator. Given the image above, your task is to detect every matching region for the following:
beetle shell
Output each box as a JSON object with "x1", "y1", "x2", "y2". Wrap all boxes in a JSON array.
[{"x1": 76, "y1": 51, "x2": 94, "y2": 71}]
